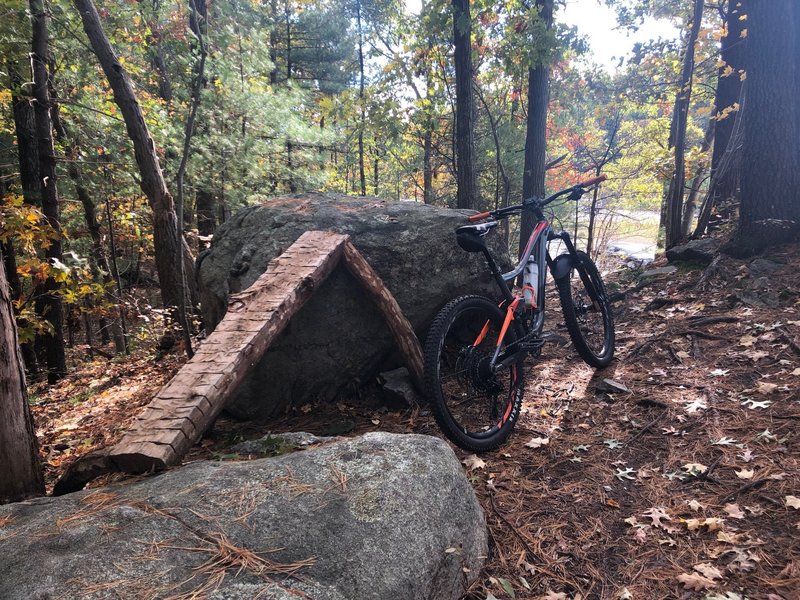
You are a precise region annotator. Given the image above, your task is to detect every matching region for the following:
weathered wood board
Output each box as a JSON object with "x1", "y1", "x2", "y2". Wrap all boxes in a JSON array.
[{"x1": 107, "y1": 231, "x2": 424, "y2": 474}]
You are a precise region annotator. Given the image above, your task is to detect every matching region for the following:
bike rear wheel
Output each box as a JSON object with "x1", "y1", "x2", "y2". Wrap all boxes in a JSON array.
[
  {"x1": 424, "y1": 295, "x2": 524, "y2": 452},
  {"x1": 555, "y1": 251, "x2": 615, "y2": 368}
]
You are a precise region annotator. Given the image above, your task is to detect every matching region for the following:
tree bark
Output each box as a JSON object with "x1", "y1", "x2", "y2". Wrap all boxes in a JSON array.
[
  {"x1": 0, "y1": 248, "x2": 45, "y2": 504},
  {"x1": 519, "y1": 0, "x2": 554, "y2": 258},
  {"x1": 196, "y1": 189, "x2": 216, "y2": 237},
  {"x1": 733, "y1": 0, "x2": 800, "y2": 252},
  {"x1": 8, "y1": 60, "x2": 41, "y2": 207},
  {"x1": 356, "y1": 0, "x2": 367, "y2": 196},
  {"x1": 681, "y1": 117, "x2": 715, "y2": 237},
  {"x1": 452, "y1": 0, "x2": 478, "y2": 210},
  {"x1": 30, "y1": 0, "x2": 67, "y2": 383},
  {"x1": 664, "y1": 0, "x2": 704, "y2": 249},
  {"x1": 73, "y1": 0, "x2": 190, "y2": 311},
  {"x1": 710, "y1": 0, "x2": 745, "y2": 201}
]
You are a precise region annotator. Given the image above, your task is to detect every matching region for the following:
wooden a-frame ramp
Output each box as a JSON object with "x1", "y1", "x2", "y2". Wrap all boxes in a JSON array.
[{"x1": 110, "y1": 231, "x2": 424, "y2": 474}]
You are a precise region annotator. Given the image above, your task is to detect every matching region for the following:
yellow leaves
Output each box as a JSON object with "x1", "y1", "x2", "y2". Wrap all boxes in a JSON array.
[{"x1": 740, "y1": 28, "x2": 748, "y2": 39}]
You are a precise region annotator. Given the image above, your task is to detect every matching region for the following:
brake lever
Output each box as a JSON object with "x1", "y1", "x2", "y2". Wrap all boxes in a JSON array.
[{"x1": 568, "y1": 186, "x2": 584, "y2": 201}]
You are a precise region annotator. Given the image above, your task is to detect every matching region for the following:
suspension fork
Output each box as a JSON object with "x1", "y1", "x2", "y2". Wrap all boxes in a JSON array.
[{"x1": 549, "y1": 230, "x2": 603, "y2": 307}]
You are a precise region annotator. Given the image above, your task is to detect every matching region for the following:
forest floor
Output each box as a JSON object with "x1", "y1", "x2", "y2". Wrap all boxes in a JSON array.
[{"x1": 30, "y1": 238, "x2": 800, "y2": 600}]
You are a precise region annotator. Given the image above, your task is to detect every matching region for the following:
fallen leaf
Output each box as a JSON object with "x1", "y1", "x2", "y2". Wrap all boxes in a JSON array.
[
  {"x1": 713, "y1": 437, "x2": 738, "y2": 446},
  {"x1": 746, "y1": 350, "x2": 769, "y2": 361},
  {"x1": 791, "y1": 367, "x2": 800, "y2": 376},
  {"x1": 738, "y1": 449, "x2": 755, "y2": 462},
  {"x1": 742, "y1": 398, "x2": 771, "y2": 409},
  {"x1": 688, "y1": 499, "x2": 705, "y2": 511},
  {"x1": 724, "y1": 503, "x2": 745, "y2": 519},
  {"x1": 684, "y1": 399, "x2": 707, "y2": 413},
  {"x1": 524, "y1": 437, "x2": 550, "y2": 449},
  {"x1": 735, "y1": 469, "x2": 754, "y2": 480},
  {"x1": 642, "y1": 507, "x2": 672, "y2": 529},
  {"x1": 685, "y1": 517, "x2": 724, "y2": 532},
  {"x1": 786, "y1": 495, "x2": 800, "y2": 509},
  {"x1": 716, "y1": 531, "x2": 741, "y2": 544},
  {"x1": 536, "y1": 591, "x2": 567, "y2": 600},
  {"x1": 756, "y1": 382, "x2": 778, "y2": 395},
  {"x1": 710, "y1": 368, "x2": 729, "y2": 377},
  {"x1": 633, "y1": 528, "x2": 647, "y2": 544},
  {"x1": 677, "y1": 572, "x2": 717, "y2": 591},
  {"x1": 462, "y1": 454, "x2": 486, "y2": 471},
  {"x1": 683, "y1": 462, "x2": 708, "y2": 476},
  {"x1": 615, "y1": 467, "x2": 636, "y2": 481},
  {"x1": 721, "y1": 547, "x2": 758, "y2": 572},
  {"x1": 693, "y1": 562, "x2": 723, "y2": 580},
  {"x1": 738, "y1": 335, "x2": 756, "y2": 347}
]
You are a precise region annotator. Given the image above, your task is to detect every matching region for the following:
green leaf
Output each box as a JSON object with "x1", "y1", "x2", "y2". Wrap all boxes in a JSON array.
[{"x1": 497, "y1": 577, "x2": 515, "y2": 598}]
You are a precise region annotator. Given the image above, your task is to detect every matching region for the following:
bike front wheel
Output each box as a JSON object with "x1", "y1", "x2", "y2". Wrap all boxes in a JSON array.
[
  {"x1": 424, "y1": 295, "x2": 525, "y2": 452},
  {"x1": 555, "y1": 251, "x2": 615, "y2": 368}
]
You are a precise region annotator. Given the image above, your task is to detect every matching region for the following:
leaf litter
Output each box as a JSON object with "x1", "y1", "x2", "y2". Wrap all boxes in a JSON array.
[{"x1": 31, "y1": 242, "x2": 800, "y2": 599}]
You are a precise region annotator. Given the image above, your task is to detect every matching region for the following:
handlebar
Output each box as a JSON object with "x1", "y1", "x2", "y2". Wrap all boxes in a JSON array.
[
  {"x1": 467, "y1": 173, "x2": 607, "y2": 222},
  {"x1": 577, "y1": 173, "x2": 607, "y2": 188}
]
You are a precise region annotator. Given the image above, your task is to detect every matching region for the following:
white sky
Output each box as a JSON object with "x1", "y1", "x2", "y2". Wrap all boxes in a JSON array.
[
  {"x1": 403, "y1": 0, "x2": 680, "y2": 73},
  {"x1": 560, "y1": 0, "x2": 679, "y2": 71}
]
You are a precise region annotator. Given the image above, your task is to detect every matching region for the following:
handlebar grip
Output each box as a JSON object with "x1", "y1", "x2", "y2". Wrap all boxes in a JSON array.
[
  {"x1": 468, "y1": 211, "x2": 492, "y2": 222},
  {"x1": 577, "y1": 174, "x2": 608, "y2": 188}
]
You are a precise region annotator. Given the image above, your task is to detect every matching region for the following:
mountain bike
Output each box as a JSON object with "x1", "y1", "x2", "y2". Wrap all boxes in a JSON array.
[{"x1": 424, "y1": 175, "x2": 615, "y2": 452}]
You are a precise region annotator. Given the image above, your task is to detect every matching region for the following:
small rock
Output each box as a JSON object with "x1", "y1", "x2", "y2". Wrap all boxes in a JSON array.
[
  {"x1": 597, "y1": 379, "x2": 630, "y2": 394},
  {"x1": 666, "y1": 238, "x2": 719, "y2": 265},
  {"x1": 378, "y1": 367, "x2": 423, "y2": 407},
  {"x1": 640, "y1": 265, "x2": 678, "y2": 279},
  {"x1": 231, "y1": 432, "x2": 336, "y2": 455},
  {"x1": 748, "y1": 258, "x2": 781, "y2": 279}
]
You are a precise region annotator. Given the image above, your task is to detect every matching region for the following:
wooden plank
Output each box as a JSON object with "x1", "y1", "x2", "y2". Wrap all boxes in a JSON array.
[
  {"x1": 341, "y1": 240, "x2": 425, "y2": 392},
  {"x1": 109, "y1": 230, "x2": 348, "y2": 473}
]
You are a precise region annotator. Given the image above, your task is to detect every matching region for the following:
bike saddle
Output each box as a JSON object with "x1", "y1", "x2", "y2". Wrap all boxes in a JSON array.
[{"x1": 455, "y1": 221, "x2": 498, "y2": 252}]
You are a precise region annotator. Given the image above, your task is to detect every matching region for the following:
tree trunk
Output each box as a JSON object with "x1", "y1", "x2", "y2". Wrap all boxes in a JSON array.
[
  {"x1": 452, "y1": 0, "x2": 478, "y2": 210},
  {"x1": 709, "y1": 0, "x2": 745, "y2": 207},
  {"x1": 681, "y1": 117, "x2": 715, "y2": 237},
  {"x1": 733, "y1": 0, "x2": 800, "y2": 253},
  {"x1": 30, "y1": 0, "x2": 67, "y2": 383},
  {"x1": 8, "y1": 60, "x2": 41, "y2": 207},
  {"x1": 664, "y1": 0, "x2": 704, "y2": 249},
  {"x1": 356, "y1": 0, "x2": 367, "y2": 196},
  {"x1": 519, "y1": 0, "x2": 554, "y2": 258},
  {"x1": 73, "y1": 0, "x2": 190, "y2": 312},
  {"x1": 196, "y1": 189, "x2": 216, "y2": 237},
  {"x1": 0, "y1": 248, "x2": 45, "y2": 504}
]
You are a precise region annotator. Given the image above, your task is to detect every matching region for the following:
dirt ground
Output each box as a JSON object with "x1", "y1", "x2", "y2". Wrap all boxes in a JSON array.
[{"x1": 30, "y1": 239, "x2": 800, "y2": 600}]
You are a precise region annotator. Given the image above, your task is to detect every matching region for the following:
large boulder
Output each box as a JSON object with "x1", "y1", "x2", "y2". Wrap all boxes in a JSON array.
[
  {"x1": 197, "y1": 193, "x2": 510, "y2": 419},
  {"x1": 0, "y1": 432, "x2": 488, "y2": 600}
]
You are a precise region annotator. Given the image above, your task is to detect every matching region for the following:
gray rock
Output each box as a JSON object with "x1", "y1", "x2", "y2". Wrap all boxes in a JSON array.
[
  {"x1": 0, "y1": 433, "x2": 487, "y2": 600},
  {"x1": 197, "y1": 193, "x2": 510, "y2": 419},
  {"x1": 665, "y1": 238, "x2": 719, "y2": 264},
  {"x1": 231, "y1": 431, "x2": 337, "y2": 455},
  {"x1": 379, "y1": 367, "x2": 424, "y2": 406},
  {"x1": 597, "y1": 378, "x2": 630, "y2": 394},
  {"x1": 640, "y1": 265, "x2": 678, "y2": 279},
  {"x1": 748, "y1": 258, "x2": 782, "y2": 279}
]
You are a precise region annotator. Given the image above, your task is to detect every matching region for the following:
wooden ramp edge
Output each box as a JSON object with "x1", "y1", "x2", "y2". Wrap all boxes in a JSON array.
[{"x1": 107, "y1": 230, "x2": 424, "y2": 474}]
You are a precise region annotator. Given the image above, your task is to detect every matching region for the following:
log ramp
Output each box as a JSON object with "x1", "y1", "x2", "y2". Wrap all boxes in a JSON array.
[{"x1": 55, "y1": 231, "x2": 424, "y2": 490}]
